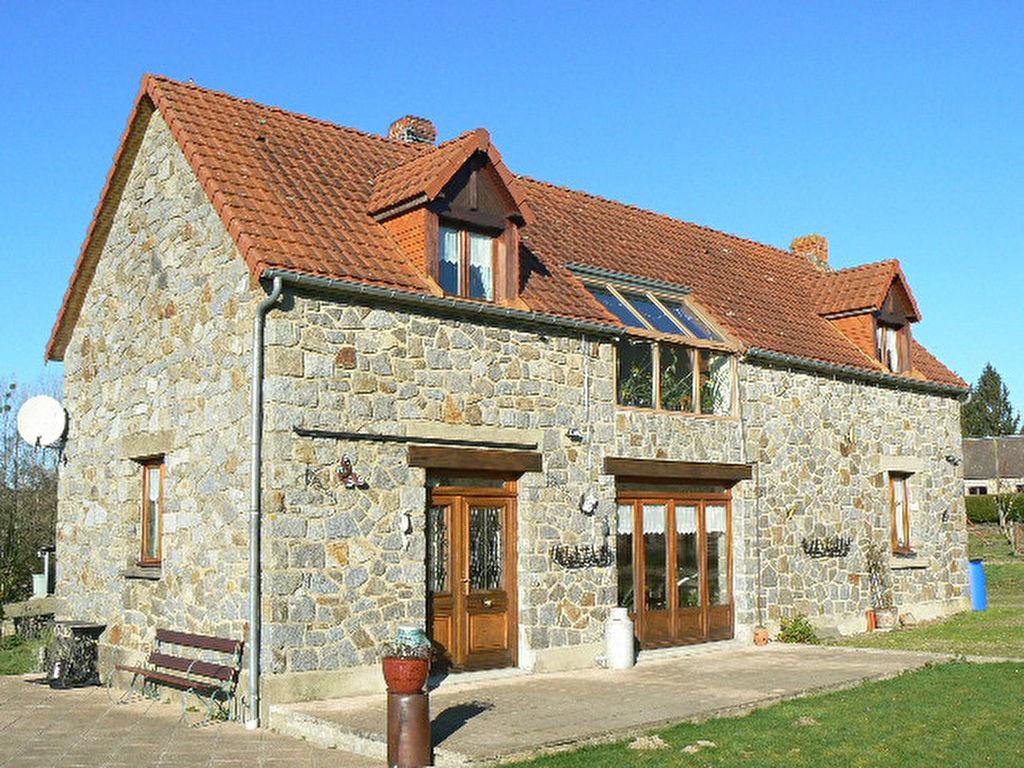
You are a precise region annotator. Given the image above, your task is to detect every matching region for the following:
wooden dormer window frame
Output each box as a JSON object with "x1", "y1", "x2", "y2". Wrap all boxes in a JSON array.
[
  {"x1": 439, "y1": 223, "x2": 498, "y2": 301},
  {"x1": 875, "y1": 318, "x2": 911, "y2": 374}
]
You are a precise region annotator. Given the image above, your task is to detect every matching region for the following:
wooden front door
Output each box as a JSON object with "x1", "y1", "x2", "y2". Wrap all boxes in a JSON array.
[
  {"x1": 427, "y1": 476, "x2": 517, "y2": 671},
  {"x1": 616, "y1": 491, "x2": 733, "y2": 648}
]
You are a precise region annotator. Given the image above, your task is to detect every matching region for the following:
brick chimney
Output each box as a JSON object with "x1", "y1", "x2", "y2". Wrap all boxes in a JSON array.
[
  {"x1": 388, "y1": 115, "x2": 437, "y2": 145},
  {"x1": 791, "y1": 234, "x2": 830, "y2": 271}
]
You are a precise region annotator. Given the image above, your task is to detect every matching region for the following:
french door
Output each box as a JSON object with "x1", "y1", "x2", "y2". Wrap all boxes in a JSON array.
[
  {"x1": 427, "y1": 476, "x2": 518, "y2": 671},
  {"x1": 616, "y1": 492, "x2": 733, "y2": 647}
]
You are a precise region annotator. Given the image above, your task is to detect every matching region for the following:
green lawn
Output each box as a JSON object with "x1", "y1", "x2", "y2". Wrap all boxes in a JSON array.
[
  {"x1": 0, "y1": 633, "x2": 45, "y2": 675},
  {"x1": 506, "y1": 524, "x2": 1024, "y2": 767},
  {"x1": 505, "y1": 662, "x2": 1024, "y2": 767},
  {"x1": 831, "y1": 523, "x2": 1024, "y2": 658}
]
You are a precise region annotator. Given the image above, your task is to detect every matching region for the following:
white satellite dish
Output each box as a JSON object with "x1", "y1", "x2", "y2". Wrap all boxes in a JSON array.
[{"x1": 17, "y1": 395, "x2": 68, "y2": 448}]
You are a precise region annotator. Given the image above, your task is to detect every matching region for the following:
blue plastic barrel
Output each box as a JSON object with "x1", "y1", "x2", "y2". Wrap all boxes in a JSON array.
[{"x1": 969, "y1": 559, "x2": 988, "y2": 611}]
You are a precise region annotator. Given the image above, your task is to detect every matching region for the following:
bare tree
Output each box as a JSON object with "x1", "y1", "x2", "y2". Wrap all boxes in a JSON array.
[{"x1": 0, "y1": 379, "x2": 60, "y2": 612}]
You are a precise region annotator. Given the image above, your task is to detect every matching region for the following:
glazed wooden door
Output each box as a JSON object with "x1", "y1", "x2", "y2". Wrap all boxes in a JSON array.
[
  {"x1": 427, "y1": 482, "x2": 517, "y2": 671},
  {"x1": 617, "y1": 493, "x2": 732, "y2": 648}
]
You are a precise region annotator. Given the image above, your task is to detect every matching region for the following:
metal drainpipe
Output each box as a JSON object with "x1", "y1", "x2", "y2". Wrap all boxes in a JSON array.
[{"x1": 247, "y1": 275, "x2": 283, "y2": 729}]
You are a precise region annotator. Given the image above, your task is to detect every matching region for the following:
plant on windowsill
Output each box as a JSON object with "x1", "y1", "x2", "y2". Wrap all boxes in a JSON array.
[
  {"x1": 864, "y1": 540, "x2": 899, "y2": 631},
  {"x1": 381, "y1": 638, "x2": 432, "y2": 695}
]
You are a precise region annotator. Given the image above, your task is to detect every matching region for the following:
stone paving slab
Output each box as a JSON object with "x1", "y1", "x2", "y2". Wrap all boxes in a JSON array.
[
  {"x1": 278, "y1": 643, "x2": 956, "y2": 765},
  {"x1": 0, "y1": 675, "x2": 377, "y2": 768}
]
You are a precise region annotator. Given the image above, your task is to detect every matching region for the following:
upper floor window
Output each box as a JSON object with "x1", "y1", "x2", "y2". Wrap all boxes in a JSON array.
[
  {"x1": 617, "y1": 340, "x2": 733, "y2": 415},
  {"x1": 141, "y1": 458, "x2": 165, "y2": 566},
  {"x1": 440, "y1": 225, "x2": 495, "y2": 300},
  {"x1": 877, "y1": 323, "x2": 905, "y2": 373}
]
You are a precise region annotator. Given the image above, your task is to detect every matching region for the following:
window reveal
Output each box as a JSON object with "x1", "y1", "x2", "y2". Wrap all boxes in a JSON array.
[
  {"x1": 141, "y1": 459, "x2": 165, "y2": 566},
  {"x1": 890, "y1": 473, "x2": 913, "y2": 554}
]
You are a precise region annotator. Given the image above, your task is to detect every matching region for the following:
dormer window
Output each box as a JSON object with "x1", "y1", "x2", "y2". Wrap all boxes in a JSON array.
[
  {"x1": 440, "y1": 225, "x2": 495, "y2": 300},
  {"x1": 876, "y1": 319, "x2": 910, "y2": 374}
]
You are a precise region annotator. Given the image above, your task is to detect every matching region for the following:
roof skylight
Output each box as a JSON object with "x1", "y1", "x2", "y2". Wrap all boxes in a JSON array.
[{"x1": 585, "y1": 283, "x2": 720, "y2": 341}]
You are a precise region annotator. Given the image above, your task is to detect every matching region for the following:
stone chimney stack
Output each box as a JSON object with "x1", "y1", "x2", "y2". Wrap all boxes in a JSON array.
[
  {"x1": 388, "y1": 115, "x2": 437, "y2": 145},
  {"x1": 791, "y1": 234, "x2": 830, "y2": 271}
]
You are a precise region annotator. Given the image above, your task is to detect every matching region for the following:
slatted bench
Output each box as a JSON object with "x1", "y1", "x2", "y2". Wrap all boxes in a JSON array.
[{"x1": 115, "y1": 629, "x2": 244, "y2": 722}]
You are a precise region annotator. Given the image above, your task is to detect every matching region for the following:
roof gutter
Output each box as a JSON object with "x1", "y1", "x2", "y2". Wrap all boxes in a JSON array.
[
  {"x1": 247, "y1": 275, "x2": 283, "y2": 729},
  {"x1": 743, "y1": 347, "x2": 970, "y2": 399},
  {"x1": 261, "y1": 269, "x2": 624, "y2": 339}
]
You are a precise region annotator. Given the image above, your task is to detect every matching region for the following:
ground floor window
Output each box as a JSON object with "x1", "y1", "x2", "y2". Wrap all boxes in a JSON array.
[
  {"x1": 616, "y1": 485, "x2": 732, "y2": 647},
  {"x1": 890, "y1": 472, "x2": 913, "y2": 555},
  {"x1": 140, "y1": 458, "x2": 165, "y2": 566}
]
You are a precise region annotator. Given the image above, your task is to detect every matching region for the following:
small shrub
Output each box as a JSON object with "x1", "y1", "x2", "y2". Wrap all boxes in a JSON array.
[{"x1": 777, "y1": 614, "x2": 820, "y2": 644}]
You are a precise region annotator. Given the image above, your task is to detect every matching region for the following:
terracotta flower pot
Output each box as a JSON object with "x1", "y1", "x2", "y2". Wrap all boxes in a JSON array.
[
  {"x1": 753, "y1": 627, "x2": 770, "y2": 646},
  {"x1": 382, "y1": 656, "x2": 430, "y2": 694}
]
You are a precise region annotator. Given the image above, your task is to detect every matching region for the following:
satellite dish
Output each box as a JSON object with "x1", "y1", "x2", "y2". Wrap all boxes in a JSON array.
[{"x1": 17, "y1": 395, "x2": 68, "y2": 448}]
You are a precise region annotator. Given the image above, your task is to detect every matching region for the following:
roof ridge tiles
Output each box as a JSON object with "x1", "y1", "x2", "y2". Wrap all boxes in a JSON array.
[{"x1": 145, "y1": 74, "x2": 434, "y2": 152}]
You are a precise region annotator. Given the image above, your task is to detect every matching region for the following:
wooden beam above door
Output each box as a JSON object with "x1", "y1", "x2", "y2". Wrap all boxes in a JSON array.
[{"x1": 603, "y1": 457, "x2": 752, "y2": 483}]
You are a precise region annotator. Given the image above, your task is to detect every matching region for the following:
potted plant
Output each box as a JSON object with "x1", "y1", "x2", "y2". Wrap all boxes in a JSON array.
[
  {"x1": 381, "y1": 637, "x2": 432, "y2": 694},
  {"x1": 864, "y1": 541, "x2": 899, "y2": 631}
]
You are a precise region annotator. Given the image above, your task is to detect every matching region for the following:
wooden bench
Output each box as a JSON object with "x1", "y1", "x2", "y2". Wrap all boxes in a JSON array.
[{"x1": 115, "y1": 629, "x2": 244, "y2": 722}]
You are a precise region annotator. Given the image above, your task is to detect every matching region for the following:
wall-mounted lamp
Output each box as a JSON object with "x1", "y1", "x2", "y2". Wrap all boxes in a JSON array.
[
  {"x1": 579, "y1": 490, "x2": 599, "y2": 516},
  {"x1": 566, "y1": 427, "x2": 585, "y2": 443},
  {"x1": 338, "y1": 455, "x2": 369, "y2": 489},
  {"x1": 944, "y1": 454, "x2": 962, "y2": 466}
]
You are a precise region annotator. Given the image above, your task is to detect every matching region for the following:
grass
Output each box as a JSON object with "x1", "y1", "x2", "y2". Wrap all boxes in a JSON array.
[
  {"x1": 0, "y1": 633, "x2": 46, "y2": 675},
  {"x1": 505, "y1": 662, "x2": 1024, "y2": 767},
  {"x1": 830, "y1": 522, "x2": 1024, "y2": 658},
  {"x1": 506, "y1": 523, "x2": 1024, "y2": 767}
]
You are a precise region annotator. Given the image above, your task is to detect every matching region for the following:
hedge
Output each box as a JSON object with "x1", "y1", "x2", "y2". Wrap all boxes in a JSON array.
[{"x1": 965, "y1": 493, "x2": 1024, "y2": 523}]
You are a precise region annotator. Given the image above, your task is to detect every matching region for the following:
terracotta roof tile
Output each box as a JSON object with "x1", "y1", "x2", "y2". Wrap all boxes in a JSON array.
[
  {"x1": 816, "y1": 260, "x2": 922, "y2": 321},
  {"x1": 47, "y1": 75, "x2": 965, "y2": 390}
]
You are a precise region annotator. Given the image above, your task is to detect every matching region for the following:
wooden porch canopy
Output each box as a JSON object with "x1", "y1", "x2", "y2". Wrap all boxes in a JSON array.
[{"x1": 603, "y1": 457, "x2": 753, "y2": 485}]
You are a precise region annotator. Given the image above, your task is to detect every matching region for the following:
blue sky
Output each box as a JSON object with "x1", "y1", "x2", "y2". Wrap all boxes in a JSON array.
[{"x1": 2, "y1": 1, "x2": 1022, "y2": 414}]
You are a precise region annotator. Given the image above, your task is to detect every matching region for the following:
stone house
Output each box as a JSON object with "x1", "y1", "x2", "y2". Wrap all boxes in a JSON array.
[
  {"x1": 47, "y1": 75, "x2": 969, "y2": 721},
  {"x1": 963, "y1": 436, "x2": 1024, "y2": 495}
]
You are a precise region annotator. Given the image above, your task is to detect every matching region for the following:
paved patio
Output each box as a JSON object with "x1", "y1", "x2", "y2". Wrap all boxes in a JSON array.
[
  {"x1": 0, "y1": 643, "x2": 965, "y2": 767},
  {"x1": 0, "y1": 674, "x2": 376, "y2": 768},
  {"x1": 272, "y1": 643, "x2": 957, "y2": 766}
]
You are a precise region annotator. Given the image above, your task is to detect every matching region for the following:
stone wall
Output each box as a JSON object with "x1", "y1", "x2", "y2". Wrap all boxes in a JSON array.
[
  {"x1": 258, "y1": 299, "x2": 753, "y2": 685},
  {"x1": 56, "y1": 111, "x2": 258, "y2": 669},
  {"x1": 54, "y1": 106, "x2": 969, "y2": 703},
  {"x1": 737, "y1": 362, "x2": 969, "y2": 632}
]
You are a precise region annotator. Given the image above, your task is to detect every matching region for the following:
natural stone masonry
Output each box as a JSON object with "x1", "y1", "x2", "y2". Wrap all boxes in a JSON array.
[
  {"x1": 56, "y1": 107, "x2": 969, "y2": 707},
  {"x1": 57, "y1": 112, "x2": 259, "y2": 672}
]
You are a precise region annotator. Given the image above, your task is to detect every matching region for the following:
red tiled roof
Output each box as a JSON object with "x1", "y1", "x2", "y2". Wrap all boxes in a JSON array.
[
  {"x1": 816, "y1": 260, "x2": 922, "y2": 321},
  {"x1": 368, "y1": 128, "x2": 534, "y2": 224},
  {"x1": 47, "y1": 75, "x2": 965, "y2": 390}
]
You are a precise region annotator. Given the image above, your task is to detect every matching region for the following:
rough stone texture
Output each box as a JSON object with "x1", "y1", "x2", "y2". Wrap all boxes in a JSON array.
[
  {"x1": 56, "y1": 112, "x2": 258, "y2": 671},
  {"x1": 736, "y1": 362, "x2": 968, "y2": 631},
  {"x1": 55, "y1": 109, "x2": 969, "y2": 699}
]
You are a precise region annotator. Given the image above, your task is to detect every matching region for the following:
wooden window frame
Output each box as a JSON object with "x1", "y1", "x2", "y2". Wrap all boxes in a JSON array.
[
  {"x1": 876, "y1": 321, "x2": 911, "y2": 374},
  {"x1": 140, "y1": 459, "x2": 165, "y2": 566},
  {"x1": 889, "y1": 472, "x2": 914, "y2": 555},
  {"x1": 438, "y1": 222, "x2": 498, "y2": 301},
  {"x1": 615, "y1": 340, "x2": 735, "y2": 416}
]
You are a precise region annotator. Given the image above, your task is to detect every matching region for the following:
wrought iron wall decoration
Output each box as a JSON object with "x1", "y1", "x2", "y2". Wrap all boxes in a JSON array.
[
  {"x1": 337, "y1": 455, "x2": 368, "y2": 489},
  {"x1": 551, "y1": 543, "x2": 615, "y2": 569},
  {"x1": 801, "y1": 535, "x2": 852, "y2": 558}
]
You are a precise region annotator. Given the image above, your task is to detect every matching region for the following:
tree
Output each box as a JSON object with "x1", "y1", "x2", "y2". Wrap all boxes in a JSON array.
[
  {"x1": 0, "y1": 381, "x2": 60, "y2": 613},
  {"x1": 961, "y1": 363, "x2": 1021, "y2": 437}
]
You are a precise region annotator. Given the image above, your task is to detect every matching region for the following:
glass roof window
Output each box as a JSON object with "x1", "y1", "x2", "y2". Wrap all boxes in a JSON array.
[
  {"x1": 663, "y1": 299, "x2": 716, "y2": 340},
  {"x1": 589, "y1": 285, "x2": 645, "y2": 327},
  {"x1": 586, "y1": 283, "x2": 720, "y2": 341}
]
